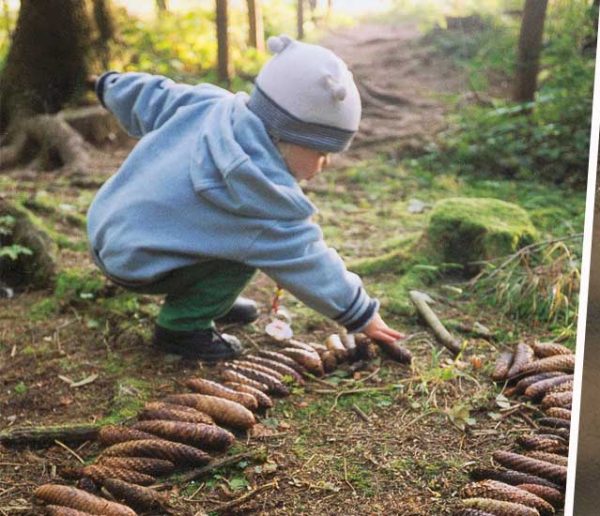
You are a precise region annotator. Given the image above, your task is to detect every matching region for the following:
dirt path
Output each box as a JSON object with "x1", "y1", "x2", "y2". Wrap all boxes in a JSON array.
[{"x1": 322, "y1": 22, "x2": 468, "y2": 163}]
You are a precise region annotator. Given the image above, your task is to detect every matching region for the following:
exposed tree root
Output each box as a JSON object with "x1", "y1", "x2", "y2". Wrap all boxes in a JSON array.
[
  {"x1": 1, "y1": 112, "x2": 91, "y2": 175},
  {"x1": 0, "y1": 106, "x2": 127, "y2": 177}
]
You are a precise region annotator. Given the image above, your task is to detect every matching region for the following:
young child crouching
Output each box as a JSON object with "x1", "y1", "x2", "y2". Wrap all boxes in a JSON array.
[{"x1": 87, "y1": 35, "x2": 403, "y2": 361}]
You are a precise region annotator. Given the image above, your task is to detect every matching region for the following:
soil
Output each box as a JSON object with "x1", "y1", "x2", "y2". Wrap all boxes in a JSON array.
[{"x1": 0, "y1": 22, "x2": 559, "y2": 516}]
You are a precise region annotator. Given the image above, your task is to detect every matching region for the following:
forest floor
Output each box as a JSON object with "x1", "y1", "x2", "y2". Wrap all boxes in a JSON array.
[{"x1": 0, "y1": 21, "x2": 583, "y2": 515}]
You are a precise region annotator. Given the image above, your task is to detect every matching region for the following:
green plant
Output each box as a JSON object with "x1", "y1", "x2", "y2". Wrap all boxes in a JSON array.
[
  {"x1": 0, "y1": 215, "x2": 33, "y2": 261},
  {"x1": 471, "y1": 236, "x2": 581, "y2": 342},
  {"x1": 419, "y1": 0, "x2": 594, "y2": 187}
]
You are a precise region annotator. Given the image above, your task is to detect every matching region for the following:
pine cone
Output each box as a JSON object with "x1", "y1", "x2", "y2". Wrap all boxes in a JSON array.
[
  {"x1": 532, "y1": 342, "x2": 572, "y2": 358},
  {"x1": 185, "y1": 378, "x2": 258, "y2": 410},
  {"x1": 163, "y1": 393, "x2": 256, "y2": 429},
  {"x1": 461, "y1": 480, "x2": 553, "y2": 515},
  {"x1": 139, "y1": 401, "x2": 215, "y2": 425},
  {"x1": 493, "y1": 451, "x2": 567, "y2": 484},
  {"x1": 244, "y1": 355, "x2": 305, "y2": 385},
  {"x1": 97, "y1": 425, "x2": 157, "y2": 446},
  {"x1": 96, "y1": 456, "x2": 175, "y2": 476},
  {"x1": 100, "y1": 438, "x2": 211, "y2": 465},
  {"x1": 224, "y1": 382, "x2": 274, "y2": 409},
  {"x1": 102, "y1": 478, "x2": 166, "y2": 511},
  {"x1": 132, "y1": 420, "x2": 234, "y2": 451},
  {"x1": 462, "y1": 497, "x2": 540, "y2": 516},
  {"x1": 35, "y1": 484, "x2": 136, "y2": 516},
  {"x1": 492, "y1": 351, "x2": 514, "y2": 381}
]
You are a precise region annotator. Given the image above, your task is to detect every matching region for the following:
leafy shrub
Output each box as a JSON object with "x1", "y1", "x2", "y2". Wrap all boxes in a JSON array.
[{"x1": 419, "y1": 0, "x2": 596, "y2": 187}]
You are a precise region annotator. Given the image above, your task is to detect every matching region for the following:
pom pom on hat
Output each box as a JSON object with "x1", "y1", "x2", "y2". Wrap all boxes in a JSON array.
[{"x1": 267, "y1": 35, "x2": 293, "y2": 54}]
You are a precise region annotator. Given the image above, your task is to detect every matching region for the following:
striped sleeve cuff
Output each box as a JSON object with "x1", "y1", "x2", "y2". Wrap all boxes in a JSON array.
[
  {"x1": 334, "y1": 287, "x2": 380, "y2": 332},
  {"x1": 95, "y1": 71, "x2": 119, "y2": 108}
]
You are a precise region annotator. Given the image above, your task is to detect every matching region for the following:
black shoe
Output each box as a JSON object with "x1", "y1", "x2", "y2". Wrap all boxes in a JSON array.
[
  {"x1": 153, "y1": 325, "x2": 243, "y2": 361},
  {"x1": 215, "y1": 296, "x2": 259, "y2": 325}
]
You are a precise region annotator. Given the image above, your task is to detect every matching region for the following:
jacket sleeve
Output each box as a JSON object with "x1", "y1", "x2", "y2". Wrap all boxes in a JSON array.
[
  {"x1": 95, "y1": 71, "x2": 229, "y2": 138},
  {"x1": 243, "y1": 219, "x2": 380, "y2": 332}
]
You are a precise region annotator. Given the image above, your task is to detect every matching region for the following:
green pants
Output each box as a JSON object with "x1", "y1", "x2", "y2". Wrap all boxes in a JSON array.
[{"x1": 126, "y1": 260, "x2": 256, "y2": 331}]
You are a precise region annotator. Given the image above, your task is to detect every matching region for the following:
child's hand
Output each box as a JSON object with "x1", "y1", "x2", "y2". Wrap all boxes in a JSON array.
[{"x1": 363, "y1": 313, "x2": 404, "y2": 344}]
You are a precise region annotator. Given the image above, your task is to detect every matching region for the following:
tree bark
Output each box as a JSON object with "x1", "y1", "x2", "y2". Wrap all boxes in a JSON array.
[
  {"x1": 216, "y1": 0, "x2": 232, "y2": 84},
  {"x1": 247, "y1": 0, "x2": 265, "y2": 52},
  {"x1": 297, "y1": 0, "x2": 305, "y2": 40},
  {"x1": 93, "y1": 0, "x2": 115, "y2": 69},
  {"x1": 0, "y1": 0, "x2": 93, "y2": 131},
  {"x1": 513, "y1": 0, "x2": 549, "y2": 103},
  {"x1": 0, "y1": 424, "x2": 100, "y2": 446},
  {"x1": 156, "y1": 0, "x2": 168, "y2": 12}
]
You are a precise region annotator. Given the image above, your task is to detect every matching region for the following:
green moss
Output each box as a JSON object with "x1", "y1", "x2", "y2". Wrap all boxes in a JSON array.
[
  {"x1": 427, "y1": 197, "x2": 537, "y2": 265},
  {"x1": 29, "y1": 298, "x2": 59, "y2": 320},
  {"x1": 54, "y1": 269, "x2": 104, "y2": 303},
  {"x1": 99, "y1": 377, "x2": 151, "y2": 425}
]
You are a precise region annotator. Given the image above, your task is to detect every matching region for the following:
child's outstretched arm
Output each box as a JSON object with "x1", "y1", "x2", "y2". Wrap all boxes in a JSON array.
[
  {"x1": 94, "y1": 72, "x2": 229, "y2": 138},
  {"x1": 243, "y1": 219, "x2": 402, "y2": 342}
]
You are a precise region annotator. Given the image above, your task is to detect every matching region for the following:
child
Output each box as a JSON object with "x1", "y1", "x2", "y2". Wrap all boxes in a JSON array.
[{"x1": 87, "y1": 35, "x2": 403, "y2": 361}]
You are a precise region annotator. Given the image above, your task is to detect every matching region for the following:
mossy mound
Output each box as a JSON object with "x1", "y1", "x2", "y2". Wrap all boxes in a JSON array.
[
  {"x1": 427, "y1": 197, "x2": 537, "y2": 266},
  {"x1": 0, "y1": 200, "x2": 57, "y2": 289}
]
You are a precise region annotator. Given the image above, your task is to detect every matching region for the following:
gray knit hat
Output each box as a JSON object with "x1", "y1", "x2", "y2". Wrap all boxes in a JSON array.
[{"x1": 247, "y1": 35, "x2": 361, "y2": 153}]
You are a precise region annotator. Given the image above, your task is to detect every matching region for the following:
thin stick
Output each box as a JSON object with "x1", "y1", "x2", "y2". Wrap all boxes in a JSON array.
[
  {"x1": 154, "y1": 449, "x2": 265, "y2": 488},
  {"x1": 351, "y1": 404, "x2": 371, "y2": 423},
  {"x1": 409, "y1": 290, "x2": 462, "y2": 355},
  {"x1": 53, "y1": 439, "x2": 85, "y2": 464},
  {"x1": 212, "y1": 481, "x2": 277, "y2": 513}
]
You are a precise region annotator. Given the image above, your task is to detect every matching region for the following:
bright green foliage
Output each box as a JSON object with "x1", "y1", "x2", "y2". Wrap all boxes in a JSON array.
[
  {"x1": 427, "y1": 197, "x2": 537, "y2": 265},
  {"x1": 54, "y1": 269, "x2": 105, "y2": 304},
  {"x1": 114, "y1": 7, "x2": 272, "y2": 90},
  {"x1": 420, "y1": 0, "x2": 596, "y2": 186},
  {"x1": 0, "y1": 215, "x2": 33, "y2": 261}
]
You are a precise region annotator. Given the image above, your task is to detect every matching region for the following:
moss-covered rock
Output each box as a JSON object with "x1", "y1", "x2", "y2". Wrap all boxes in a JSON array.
[
  {"x1": 427, "y1": 197, "x2": 537, "y2": 266},
  {"x1": 0, "y1": 200, "x2": 57, "y2": 289}
]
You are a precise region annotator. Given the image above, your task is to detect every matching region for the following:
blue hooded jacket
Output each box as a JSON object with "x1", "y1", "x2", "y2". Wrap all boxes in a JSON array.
[{"x1": 87, "y1": 72, "x2": 379, "y2": 332}]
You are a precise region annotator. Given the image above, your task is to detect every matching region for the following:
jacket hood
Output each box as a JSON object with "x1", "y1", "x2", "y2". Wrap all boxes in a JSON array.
[{"x1": 189, "y1": 92, "x2": 316, "y2": 221}]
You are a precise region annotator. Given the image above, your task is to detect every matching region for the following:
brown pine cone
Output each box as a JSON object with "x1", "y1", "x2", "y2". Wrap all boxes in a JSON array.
[
  {"x1": 97, "y1": 425, "x2": 158, "y2": 446},
  {"x1": 139, "y1": 401, "x2": 215, "y2": 425},
  {"x1": 35, "y1": 484, "x2": 136, "y2": 516},
  {"x1": 100, "y1": 438, "x2": 211, "y2": 465},
  {"x1": 256, "y1": 349, "x2": 309, "y2": 375},
  {"x1": 462, "y1": 497, "x2": 540, "y2": 516},
  {"x1": 507, "y1": 343, "x2": 534, "y2": 378},
  {"x1": 532, "y1": 342, "x2": 572, "y2": 358},
  {"x1": 461, "y1": 480, "x2": 553, "y2": 515},
  {"x1": 185, "y1": 378, "x2": 258, "y2": 410},
  {"x1": 491, "y1": 351, "x2": 514, "y2": 381},
  {"x1": 224, "y1": 381, "x2": 274, "y2": 409},
  {"x1": 243, "y1": 355, "x2": 305, "y2": 384},
  {"x1": 221, "y1": 369, "x2": 269, "y2": 392},
  {"x1": 102, "y1": 477, "x2": 166, "y2": 511},
  {"x1": 469, "y1": 468, "x2": 561, "y2": 490},
  {"x1": 493, "y1": 451, "x2": 567, "y2": 484},
  {"x1": 517, "y1": 484, "x2": 563, "y2": 507},
  {"x1": 96, "y1": 456, "x2": 175, "y2": 476},
  {"x1": 163, "y1": 393, "x2": 256, "y2": 429},
  {"x1": 132, "y1": 419, "x2": 234, "y2": 451},
  {"x1": 73, "y1": 464, "x2": 156, "y2": 486}
]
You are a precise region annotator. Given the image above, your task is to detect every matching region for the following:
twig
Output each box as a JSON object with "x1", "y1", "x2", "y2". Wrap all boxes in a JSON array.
[
  {"x1": 396, "y1": 410, "x2": 438, "y2": 434},
  {"x1": 351, "y1": 404, "x2": 371, "y2": 423},
  {"x1": 212, "y1": 481, "x2": 277, "y2": 513},
  {"x1": 409, "y1": 290, "x2": 462, "y2": 355},
  {"x1": 53, "y1": 439, "x2": 85, "y2": 464},
  {"x1": 154, "y1": 449, "x2": 265, "y2": 489},
  {"x1": 343, "y1": 457, "x2": 356, "y2": 494}
]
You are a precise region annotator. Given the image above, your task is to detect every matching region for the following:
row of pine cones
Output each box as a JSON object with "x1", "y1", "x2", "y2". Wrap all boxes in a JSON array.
[
  {"x1": 456, "y1": 341, "x2": 575, "y2": 516},
  {"x1": 33, "y1": 333, "x2": 411, "y2": 514}
]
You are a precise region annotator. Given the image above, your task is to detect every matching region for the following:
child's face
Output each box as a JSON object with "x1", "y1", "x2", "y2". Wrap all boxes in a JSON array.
[{"x1": 278, "y1": 142, "x2": 331, "y2": 181}]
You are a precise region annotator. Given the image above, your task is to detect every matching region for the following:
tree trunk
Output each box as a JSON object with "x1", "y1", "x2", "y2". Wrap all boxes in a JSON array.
[
  {"x1": 216, "y1": 0, "x2": 232, "y2": 84},
  {"x1": 297, "y1": 0, "x2": 305, "y2": 40},
  {"x1": 93, "y1": 0, "x2": 115, "y2": 69},
  {"x1": 156, "y1": 0, "x2": 168, "y2": 13},
  {"x1": 247, "y1": 0, "x2": 265, "y2": 52},
  {"x1": 513, "y1": 0, "x2": 549, "y2": 103},
  {"x1": 0, "y1": 0, "x2": 93, "y2": 131}
]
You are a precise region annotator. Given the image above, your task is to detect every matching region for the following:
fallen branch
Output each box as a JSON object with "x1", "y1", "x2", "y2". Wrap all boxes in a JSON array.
[
  {"x1": 0, "y1": 424, "x2": 100, "y2": 446},
  {"x1": 409, "y1": 290, "x2": 462, "y2": 355}
]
